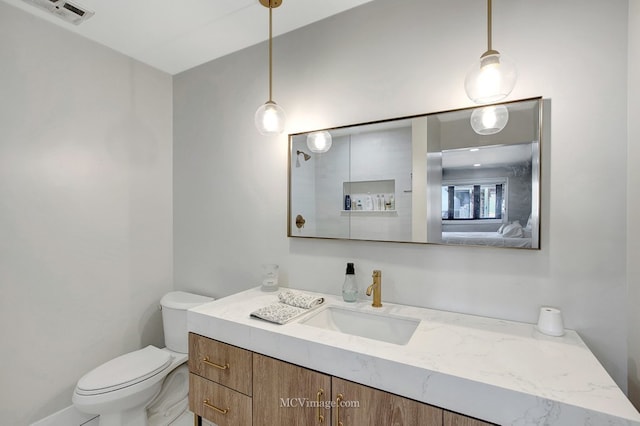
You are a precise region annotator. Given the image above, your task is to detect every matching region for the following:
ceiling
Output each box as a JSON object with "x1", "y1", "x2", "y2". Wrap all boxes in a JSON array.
[
  {"x1": 2, "y1": 0, "x2": 373, "y2": 75},
  {"x1": 442, "y1": 143, "x2": 534, "y2": 169}
]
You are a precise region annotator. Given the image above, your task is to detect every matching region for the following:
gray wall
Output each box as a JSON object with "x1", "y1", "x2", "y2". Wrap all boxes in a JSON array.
[
  {"x1": 0, "y1": 3, "x2": 173, "y2": 424},
  {"x1": 174, "y1": 0, "x2": 633, "y2": 400},
  {"x1": 628, "y1": 0, "x2": 640, "y2": 409}
]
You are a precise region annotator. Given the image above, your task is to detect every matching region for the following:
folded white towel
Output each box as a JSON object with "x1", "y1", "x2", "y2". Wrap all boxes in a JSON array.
[
  {"x1": 250, "y1": 290, "x2": 325, "y2": 324},
  {"x1": 278, "y1": 290, "x2": 324, "y2": 309},
  {"x1": 251, "y1": 303, "x2": 308, "y2": 324}
]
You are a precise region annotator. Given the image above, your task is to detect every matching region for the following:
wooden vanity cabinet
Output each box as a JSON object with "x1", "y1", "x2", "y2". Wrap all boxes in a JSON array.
[
  {"x1": 188, "y1": 333, "x2": 252, "y2": 426},
  {"x1": 188, "y1": 333, "x2": 495, "y2": 426},
  {"x1": 332, "y1": 376, "x2": 442, "y2": 425},
  {"x1": 253, "y1": 353, "x2": 331, "y2": 425}
]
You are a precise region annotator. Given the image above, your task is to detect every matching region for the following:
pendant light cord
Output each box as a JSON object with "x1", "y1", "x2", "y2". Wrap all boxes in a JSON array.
[
  {"x1": 487, "y1": 0, "x2": 492, "y2": 52},
  {"x1": 268, "y1": 5, "x2": 273, "y2": 102}
]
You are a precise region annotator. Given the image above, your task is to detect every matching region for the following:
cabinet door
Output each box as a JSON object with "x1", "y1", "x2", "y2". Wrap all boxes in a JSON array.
[
  {"x1": 444, "y1": 411, "x2": 495, "y2": 426},
  {"x1": 253, "y1": 353, "x2": 331, "y2": 426},
  {"x1": 332, "y1": 377, "x2": 442, "y2": 426}
]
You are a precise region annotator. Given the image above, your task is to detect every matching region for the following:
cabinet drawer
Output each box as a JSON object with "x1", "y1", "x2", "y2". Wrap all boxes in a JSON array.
[
  {"x1": 189, "y1": 373, "x2": 252, "y2": 426},
  {"x1": 188, "y1": 333, "x2": 252, "y2": 396}
]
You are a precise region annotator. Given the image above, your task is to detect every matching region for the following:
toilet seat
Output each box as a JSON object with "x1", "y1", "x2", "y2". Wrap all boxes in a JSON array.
[{"x1": 76, "y1": 346, "x2": 173, "y2": 396}]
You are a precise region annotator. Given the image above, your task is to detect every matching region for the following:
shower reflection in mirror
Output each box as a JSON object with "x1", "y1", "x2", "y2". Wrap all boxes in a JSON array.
[{"x1": 295, "y1": 150, "x2": 311, "y2": 167}]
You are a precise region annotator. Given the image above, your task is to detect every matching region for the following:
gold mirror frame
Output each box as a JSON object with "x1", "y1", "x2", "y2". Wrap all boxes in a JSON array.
[{"x1": 288, "y1": 97, "x2": 543, "y2": 249}]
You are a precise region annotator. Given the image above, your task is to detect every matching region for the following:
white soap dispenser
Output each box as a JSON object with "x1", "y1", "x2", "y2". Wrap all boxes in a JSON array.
[{"x1": 342, "y1": 262, "x2": 358, "y2": 302}]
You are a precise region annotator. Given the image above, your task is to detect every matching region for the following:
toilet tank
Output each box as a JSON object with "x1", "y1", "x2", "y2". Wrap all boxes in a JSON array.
[{"x1": 160, "y1": 291, "x2": 214, "y2": 353}]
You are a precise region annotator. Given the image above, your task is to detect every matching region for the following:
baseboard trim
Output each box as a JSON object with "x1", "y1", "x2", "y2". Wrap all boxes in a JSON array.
[{"x1": 30, "y1": 405, "x2": 97, "y2": 426}]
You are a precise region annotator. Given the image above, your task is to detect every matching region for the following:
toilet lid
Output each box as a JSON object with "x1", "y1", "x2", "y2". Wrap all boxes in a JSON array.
[{"x1": 76, "y1": 346, "x2": 173, "y2": 395}]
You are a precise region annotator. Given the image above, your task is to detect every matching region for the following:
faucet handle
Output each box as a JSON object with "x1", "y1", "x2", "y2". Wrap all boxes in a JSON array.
[{"x1": 369, "y1": 270, "x2": 382, "y2": 308}]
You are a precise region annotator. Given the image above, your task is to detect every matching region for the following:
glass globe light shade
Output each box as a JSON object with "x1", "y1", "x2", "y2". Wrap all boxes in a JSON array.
[
  {"x1": 470, "y1": 105, "x2": 509, "y2": 135},
  {"x1": 464, "y1": 52, "x2": 517, "y2": 104},
  {"x1": 306, "y1": 131, "x2": 333, "y2": 153},
  {"x1": 255, "y1": 101, "x2": 286, "y2": 135}
]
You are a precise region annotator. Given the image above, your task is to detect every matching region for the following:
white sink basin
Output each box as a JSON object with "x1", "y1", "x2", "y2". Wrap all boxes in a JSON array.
[{"x1": 300, "y1": 306, "x2": 420, "y2": 345}]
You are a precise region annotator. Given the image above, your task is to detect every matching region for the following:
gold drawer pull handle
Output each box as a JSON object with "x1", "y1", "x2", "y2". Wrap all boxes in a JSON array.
[
  {"x1": 202, "y1": 357, "x2": 230, "y2": 370},
  {"x1": 336, "y1": 393, "x2": 344, "y2": 426},
  {"x1": 317, "y1": 389, "x2": 325, "y2": 423},
  {"x1": 203, "y1": 399, "x2": 229, "y2": 415}
]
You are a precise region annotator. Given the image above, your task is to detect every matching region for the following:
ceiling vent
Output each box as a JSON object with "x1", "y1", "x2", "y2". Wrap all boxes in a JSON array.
[{"x1": 22, "y1": 0, "x2": 94, "y2": 25}]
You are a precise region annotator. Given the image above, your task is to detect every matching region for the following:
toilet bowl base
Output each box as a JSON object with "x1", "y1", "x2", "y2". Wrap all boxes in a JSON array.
[{"x1": 97, "y1": 405, "x2": 149, "y2": 426}]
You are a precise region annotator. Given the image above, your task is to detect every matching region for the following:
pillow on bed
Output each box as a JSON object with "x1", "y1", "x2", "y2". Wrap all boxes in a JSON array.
[
  {"x1": 497, "y1": 223, "x2": 507, "y2": 234},
  {"x1": 502, "y1": 222, "x2": 524, "y2": 238}
]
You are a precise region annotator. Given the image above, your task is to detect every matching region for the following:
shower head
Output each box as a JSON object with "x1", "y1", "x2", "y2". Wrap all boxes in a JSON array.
[{"x1": 296, "y1": 150, "x2": 311, "y2": 161}]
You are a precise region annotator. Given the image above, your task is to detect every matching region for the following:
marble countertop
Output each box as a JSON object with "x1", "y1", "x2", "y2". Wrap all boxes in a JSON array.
[{"x1": 188, "y1": 287, "x2": 640, "y2": 425}]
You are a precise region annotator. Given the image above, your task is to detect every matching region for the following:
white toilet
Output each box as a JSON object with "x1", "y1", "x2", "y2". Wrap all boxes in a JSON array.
[{"x1": 73, "y1": 291, "x2": 213, "y2": 426}]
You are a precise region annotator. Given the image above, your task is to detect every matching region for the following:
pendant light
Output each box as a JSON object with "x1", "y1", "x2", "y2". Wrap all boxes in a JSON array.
[
  {"x1": 255, "y1": 0, "x2": 286, "y2": 135},
  {"x1": 464, "y1": 0, "x2": 517, "y2": 104},
  {"x1": 306, "y1": 131, "x2": 332, "y2": 154},
  {"x1": 470, "y1": 105, "x2": 509, "y2": 135}
]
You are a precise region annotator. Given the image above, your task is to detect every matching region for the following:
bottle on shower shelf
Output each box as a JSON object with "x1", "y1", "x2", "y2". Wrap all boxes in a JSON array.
[{"x1": 364, "y1": 193, "x2": 373, "y2": 211}]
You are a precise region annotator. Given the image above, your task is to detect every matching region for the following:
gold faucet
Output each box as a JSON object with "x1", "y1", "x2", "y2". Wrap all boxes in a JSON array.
[{"x1": 365, "y1": 270, "x2": 382, "y2": 308}]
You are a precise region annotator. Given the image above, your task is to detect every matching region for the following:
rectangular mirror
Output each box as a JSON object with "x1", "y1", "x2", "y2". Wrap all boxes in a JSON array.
[{"x1": 288, "y1": 97, "x2": 542, "y2": 249}]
